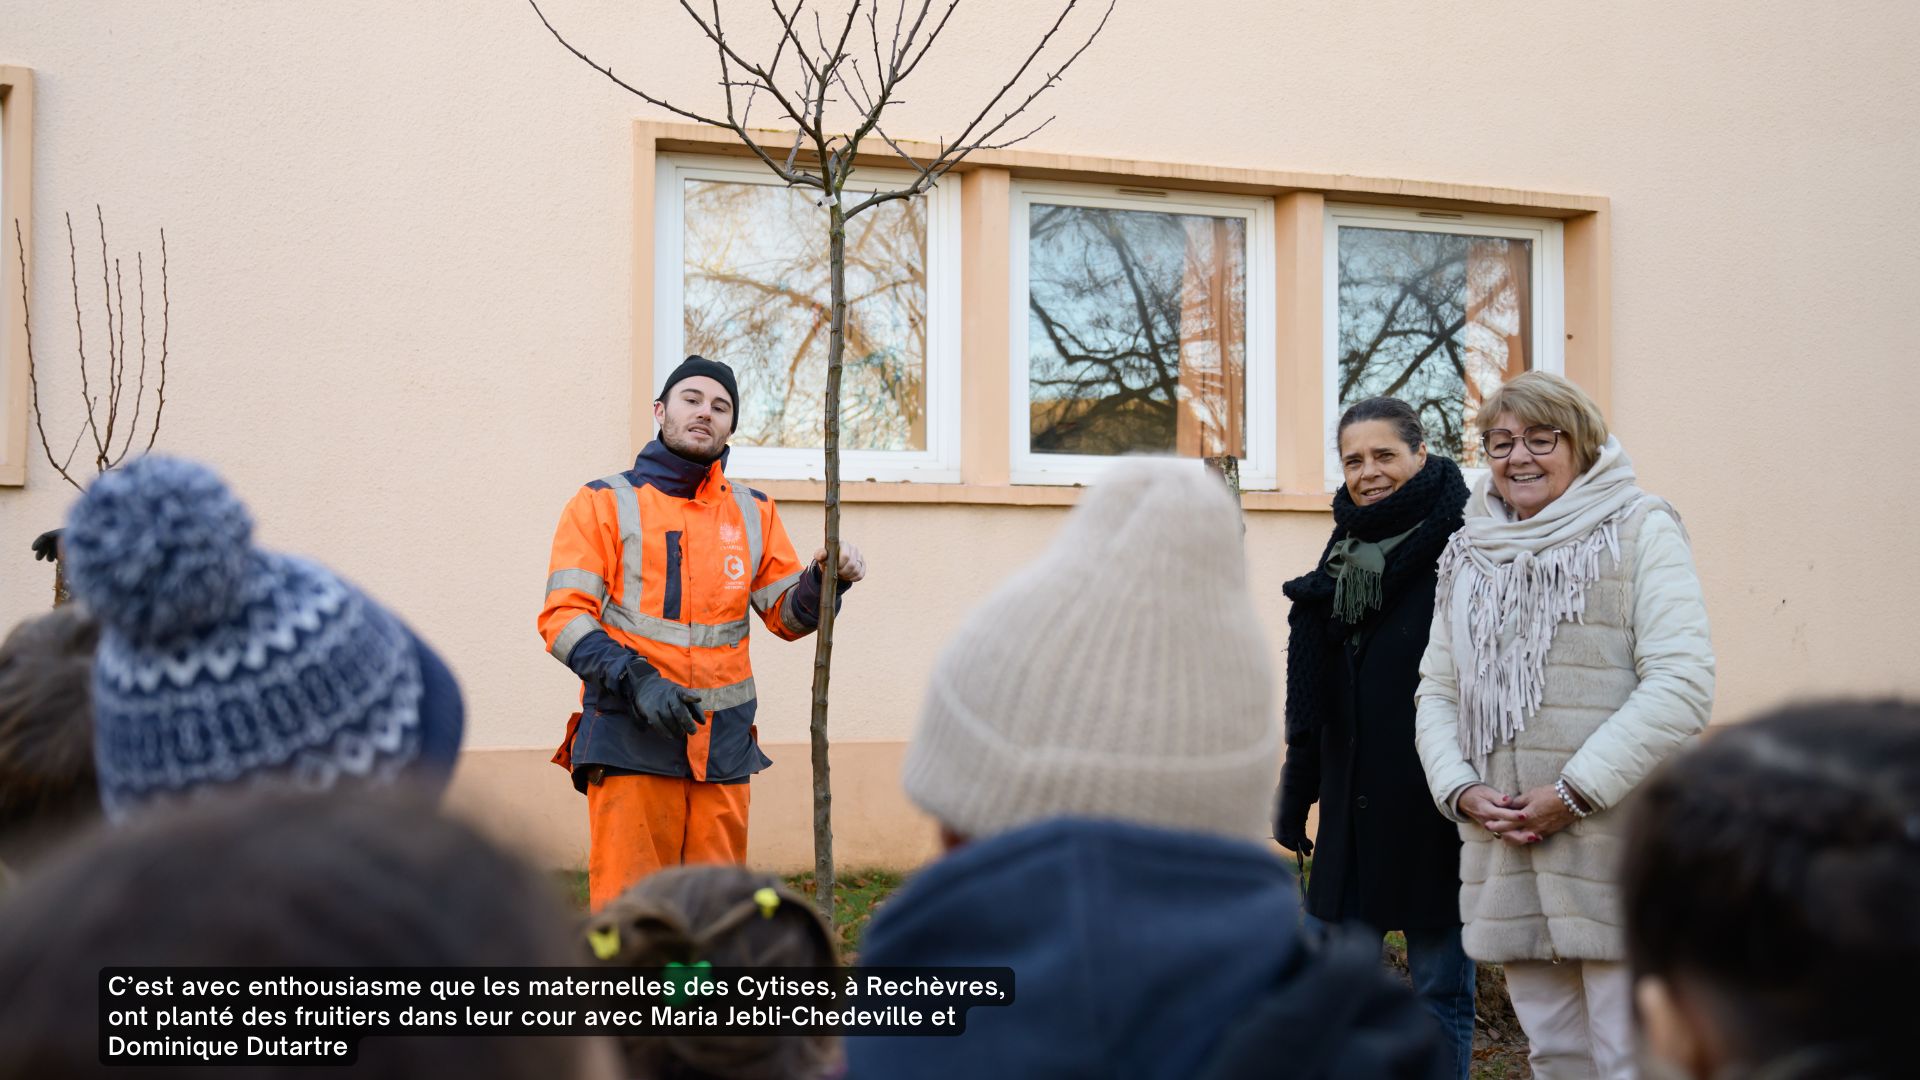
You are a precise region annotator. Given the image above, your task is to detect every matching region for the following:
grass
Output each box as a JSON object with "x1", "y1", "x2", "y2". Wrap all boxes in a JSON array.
[
  {"x1": 556, "y1": 867, "x2": 906, "y2": 961},
  {"x1": 782, "y1": 869, "x2": 905, "y2": 961},
  {"x1": 558, "y1": 869, "x2": 590, "y2": 911}
]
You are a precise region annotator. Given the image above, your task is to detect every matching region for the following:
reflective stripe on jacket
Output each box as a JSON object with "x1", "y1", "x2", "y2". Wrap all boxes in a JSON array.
[{"x1": 539, "y1": 440, "x2": 827, "y2": 788}]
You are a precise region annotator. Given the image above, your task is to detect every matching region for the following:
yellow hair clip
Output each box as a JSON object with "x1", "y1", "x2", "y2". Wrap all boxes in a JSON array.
[
  {"x1": 587, "y1": 924, "x2": 621, "y2": 960},
  {"x1": 753, "y1": 887, "x2": 781, "y2": 919}
]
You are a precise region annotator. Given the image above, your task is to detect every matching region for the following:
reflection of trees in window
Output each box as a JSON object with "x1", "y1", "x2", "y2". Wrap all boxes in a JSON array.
[
  {"x1": 1026, "y1": 204, "x2": 1245, "y2": 457},
  {"x1": 1337, "y1": 228, "x2": 1530, "y2": 465},
  {"x1": 683, "y1": 179, "x2": 926, "y2": 451}
]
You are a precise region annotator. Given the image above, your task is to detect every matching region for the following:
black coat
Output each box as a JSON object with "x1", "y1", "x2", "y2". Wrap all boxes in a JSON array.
[{"x1": 1284, "y1": 564, "x2": 1462, "y2": 930}]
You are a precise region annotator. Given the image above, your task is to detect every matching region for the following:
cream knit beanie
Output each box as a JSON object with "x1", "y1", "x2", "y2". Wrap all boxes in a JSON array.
[{"x1": 902, "y1": 458, "x2": 1280, "y2": 843}]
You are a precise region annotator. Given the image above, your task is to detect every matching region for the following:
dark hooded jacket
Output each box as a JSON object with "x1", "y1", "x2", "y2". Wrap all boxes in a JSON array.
[{"x1": 847, "y1": 817, "x2": 1448, "y2": 1080}]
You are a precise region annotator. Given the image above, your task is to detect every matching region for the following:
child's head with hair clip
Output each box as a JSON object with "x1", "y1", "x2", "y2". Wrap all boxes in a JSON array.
[{"x1": 583, "y1": 865, "x2": 842, "y2": 1080}]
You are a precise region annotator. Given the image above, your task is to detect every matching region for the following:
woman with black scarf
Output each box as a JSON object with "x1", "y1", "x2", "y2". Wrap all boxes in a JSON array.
[{"x1": 1275, "y1": 397, "x2": 1474, "y2": 1080}]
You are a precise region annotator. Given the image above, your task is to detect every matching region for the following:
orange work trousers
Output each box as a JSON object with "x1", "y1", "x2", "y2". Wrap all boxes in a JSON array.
[{"x1": 586, "y1": 771, "x2": 751, "y2": 911}]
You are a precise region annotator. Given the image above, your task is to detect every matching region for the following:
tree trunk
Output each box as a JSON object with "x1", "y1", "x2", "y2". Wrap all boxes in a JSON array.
[
  {"x1": 1204, "y1": 454, "x2": 1241, "y2": 501},
  {"x1": 808, "y1": 197, "x2": 848, "y2": 921},
  {"x1": 53, "y1": 557, "x2": 71, "y2": 607}
]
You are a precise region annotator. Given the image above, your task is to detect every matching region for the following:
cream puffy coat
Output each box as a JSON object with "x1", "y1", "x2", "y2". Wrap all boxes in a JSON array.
[{"x1": 1414, "y1": 498, "x2": 1714, "y2": 963}]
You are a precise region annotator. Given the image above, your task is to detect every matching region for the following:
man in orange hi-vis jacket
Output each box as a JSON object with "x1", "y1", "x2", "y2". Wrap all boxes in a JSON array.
[{"x1": 540, "y1": 356, "x2": 865, "y2": 909}]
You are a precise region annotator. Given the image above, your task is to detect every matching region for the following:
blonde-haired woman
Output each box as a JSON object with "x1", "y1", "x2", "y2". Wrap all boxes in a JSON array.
[{"x1": 1414, "y1": 371, "x2": 1714, "y2": 1080}]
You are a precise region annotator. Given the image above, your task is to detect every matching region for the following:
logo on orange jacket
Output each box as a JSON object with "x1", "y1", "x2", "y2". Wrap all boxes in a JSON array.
[{"x1": 724, "y1": 555, "x2": 747, "y2": 582}]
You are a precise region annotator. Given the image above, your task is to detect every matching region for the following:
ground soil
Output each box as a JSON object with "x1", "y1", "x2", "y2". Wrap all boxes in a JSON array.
[{"x1": 1383, "y1": 935, "x2": 1532, "y2": 1079}]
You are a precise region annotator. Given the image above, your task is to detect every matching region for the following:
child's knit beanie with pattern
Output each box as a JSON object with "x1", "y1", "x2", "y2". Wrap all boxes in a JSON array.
[{"x1": 62, "y1": 456, "x2": 463, "y2": 821}]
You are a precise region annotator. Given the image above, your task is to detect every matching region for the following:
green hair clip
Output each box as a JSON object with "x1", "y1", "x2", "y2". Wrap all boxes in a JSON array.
[
  {"x1": 587, "y1": 925, "x2": 621, "y2": 961},
  {"x1": 662, "y1": 960, "x2": 714, "y2": 1005}
]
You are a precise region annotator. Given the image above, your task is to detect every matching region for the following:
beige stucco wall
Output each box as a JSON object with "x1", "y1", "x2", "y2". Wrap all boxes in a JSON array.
[{"x1": 5, "y1": 1, "x2": 1917, "y2": 869}]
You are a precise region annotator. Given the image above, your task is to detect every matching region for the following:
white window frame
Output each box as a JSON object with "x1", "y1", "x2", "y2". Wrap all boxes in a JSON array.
[
  {"x1": 1008, "y1": 180, "x2": 1278, "y2": 488},
  {"x1": 654, "y1": 153, "x2": 963, "y2": 483},
  {"x1": 1322, "y1": 203, "x2": 1564, "y2": 490}
]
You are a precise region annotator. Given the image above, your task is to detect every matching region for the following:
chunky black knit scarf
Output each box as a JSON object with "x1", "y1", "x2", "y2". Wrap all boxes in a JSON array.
[{"x1": 1282, "y1": 454, "x2": 1468, "y2": 741}]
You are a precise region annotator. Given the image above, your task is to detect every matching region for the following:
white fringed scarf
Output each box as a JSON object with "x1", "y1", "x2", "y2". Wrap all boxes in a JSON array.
[{"x1": 1437, "y1": 437, "x2": 1647, "y2": 772}]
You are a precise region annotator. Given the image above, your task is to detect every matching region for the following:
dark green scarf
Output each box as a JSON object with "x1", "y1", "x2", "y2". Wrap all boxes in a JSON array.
[{"x1": 1325, "y1": 528, "x2": 1414, "y2": 625}]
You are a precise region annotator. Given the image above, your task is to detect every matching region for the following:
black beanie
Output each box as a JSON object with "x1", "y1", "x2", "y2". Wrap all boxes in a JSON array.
[{"x1": 657, "y1": 355, "x2": 740, "y2": 412}]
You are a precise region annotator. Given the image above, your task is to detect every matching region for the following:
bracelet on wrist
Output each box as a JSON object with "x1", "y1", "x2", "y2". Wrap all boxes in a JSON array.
[{"x1": 1555, "y1": 778, "x2": 1592, "y2": 820}]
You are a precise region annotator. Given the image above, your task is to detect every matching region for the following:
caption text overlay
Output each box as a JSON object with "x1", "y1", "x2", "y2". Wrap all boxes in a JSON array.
[{"x1": 100, "y1": 966, "x2": 1015, "y2": 1065}]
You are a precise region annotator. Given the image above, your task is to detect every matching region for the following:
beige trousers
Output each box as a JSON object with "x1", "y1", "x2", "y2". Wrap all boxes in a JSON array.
[{"x1": 1503, "y1": 960, "x2": 1636, "y2": 1080}]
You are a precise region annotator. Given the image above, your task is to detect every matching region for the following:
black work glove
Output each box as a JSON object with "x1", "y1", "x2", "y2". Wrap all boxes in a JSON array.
[
  {"x1": 1274, "y1": 806, "x2": 1313, "y2": 857},
  {"x1": 1274, "y1": 774, "x2": 1316, "y2": 857},
  {"x1": 31, "y1": 529, "x2": 62, "y2": 562},
  {"x1": 619, "y1": 657, "x2": 705, "y2": 738}
]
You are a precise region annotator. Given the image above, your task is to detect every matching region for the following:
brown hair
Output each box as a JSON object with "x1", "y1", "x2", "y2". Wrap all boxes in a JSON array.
[
  {"x1": 584, "y1": 866, "x2": 840, "y2": 1080},
  {"x1": 1473, "y1": 371, "x2": 1609, "y2": 473},
  {"x1": 0, "y1": 791, "x2": 598, "y2": 1079},
  {"x1": 0, "y1": 606, "x2": 102, "y2": 852}
]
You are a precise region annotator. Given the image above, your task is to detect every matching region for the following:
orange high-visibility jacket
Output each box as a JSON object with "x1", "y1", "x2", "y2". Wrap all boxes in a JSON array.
[{"x1": 539, "y1": 441, "x2": 835, "y2": 788}]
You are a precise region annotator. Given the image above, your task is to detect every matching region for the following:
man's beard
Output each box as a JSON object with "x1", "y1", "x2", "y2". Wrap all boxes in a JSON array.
[{"x1": 661, "y1": 424, "x2": 725, "y2": 465}]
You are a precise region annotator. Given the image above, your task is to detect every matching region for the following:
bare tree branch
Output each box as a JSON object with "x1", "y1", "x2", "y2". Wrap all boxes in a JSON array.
[
  {"x1": 529, "y1": 0, "x2": 727, "y2": 126},
  {"x1": 707, "y1": 0, "x2": 739, "y2": 133},
  {"x1": 872, "y1": 0, "x2": 893, "y2": 84},
  {"x1": 740, "y1": 81, "x2": 763, "y2": 127},
  {"x1": 66, "y1": 215, "x2": 107, "y2": 464},
  {"x1": 823, "y1": 3, "x2": 864, "y2": 92},
  {"x1": 842, "y1": 56, "x2": 878, "y2": 115},
  {"x1": 146, "y1": 228, "x2": 169, "y2": 454},
  {"x1": 767, "y1": 0, "x2": 818, "y2": 75},
  {"x1": 892, "y1": 0, "x2": 961, "y2": 84},
  {"x1": 119, "y1": 249, "x2": 150, "y2": 465},
  {"x1": 848, "y1": 0, "x2": 1112, "y2": 216},
  {"x1": 784, "y1": 126, "x2": 807, "y2": 175},
  {"x1": 809, "y1": 12, "x2": 839, "y2": 168},
  {"x1": 20, "y1": 213, "x2": 172, "y2": 489},
  {"x1": 833, "y1": 0, "x2": 955, "y2": 179},
  {"x1": 979, "y1": 111, "x2": 1056, "y2": 150},
  {"x1": 15, "y1": 219, "x2": 83, "y2": 490},
  {"x1": 1379, "y1": 314, "x2": 1468, "y2": 399},
  {"x1": 869, "y1": 123, "x2": 935, "y2": 186},
  {"x1": 675, "y1": 0, "x2": 835, "y2": 184},
  {"x1": 95, "y1": 207, "x2": 119, "y2": 467},
  {"x1": 682, "y1": 0, "x2": 818, "y2": 140},
  {"x1": 762, "y1": 1, "x2": 798, "y2": 94},
  {"x1": 530, "y1": 0, "x2": 826, "y2": 190},
  {"x1": 58, "y1": 417, "x2": 87, "y2": 477},
  {"x1": 764, "y1": 0, "x2": 841, "y2": 191},
  {"x1": 107, "y1": 257, "x2": 126, "y2": 461},
  {"x1": 812, "y1": 8, "x2": 831, "y2": 59},
  {"x1": 944, "y1": 2, "x2": 1109, "y2": 147}
]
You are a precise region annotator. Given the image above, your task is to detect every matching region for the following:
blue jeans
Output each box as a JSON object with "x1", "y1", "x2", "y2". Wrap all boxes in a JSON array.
[{"x1": 1303, "y1": 914, "x2": 1475, "y2": 1080}]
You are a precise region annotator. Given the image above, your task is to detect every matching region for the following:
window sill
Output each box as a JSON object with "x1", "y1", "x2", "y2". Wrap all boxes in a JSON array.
[{"x1": 745, "y1": 479, "x2": 1332, "y2": 512}]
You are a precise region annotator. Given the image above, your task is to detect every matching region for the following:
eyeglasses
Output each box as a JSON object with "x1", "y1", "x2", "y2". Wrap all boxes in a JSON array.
[{"x1": 1479, "y1": 426, "x2": 1563, "y2": 459}]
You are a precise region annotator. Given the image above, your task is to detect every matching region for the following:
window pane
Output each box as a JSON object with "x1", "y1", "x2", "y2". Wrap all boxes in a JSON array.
[
  {"x1": 1336, "y1": 227, "x2": 1531, "y2": 466},
  {"x1": 682, "y1": 179, "x2": 927, "y2": 451},
  {"x1": 1026, "y1": 204, "x2": 1246, "y2": 457}
]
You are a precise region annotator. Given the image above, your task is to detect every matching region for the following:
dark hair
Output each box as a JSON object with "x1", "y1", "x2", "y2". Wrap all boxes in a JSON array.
[
  {"x1": 0, "y1": 606, "x2": 101, "y2": 851},
  {"x1": 585, "y1": 865, "x2": 840, "y2": 1080},
  {"x1": 1621, "y1": 700, "x2": 1920, "y2": 1076},
  {"x1": 0, "y1": 791, "x2": 597, "y2": 1080},
  {"x1": 1335, "y1": 397, "x2": 1425, "y2": 453}
]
